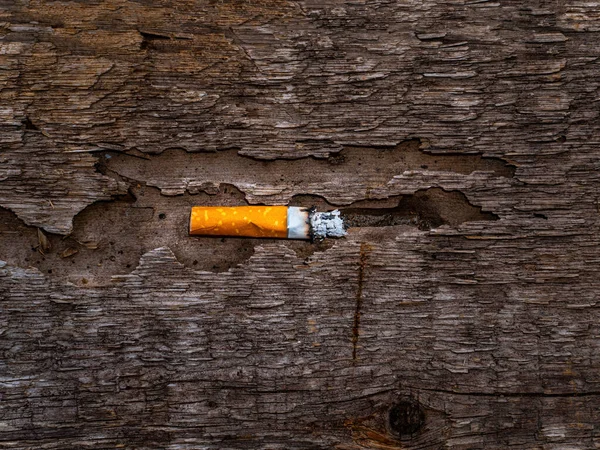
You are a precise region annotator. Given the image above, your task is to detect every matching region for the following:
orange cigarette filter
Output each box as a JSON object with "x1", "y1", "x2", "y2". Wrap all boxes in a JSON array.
[{"x1": 190, "y1": 206, "x2": 290, "y2": 238}]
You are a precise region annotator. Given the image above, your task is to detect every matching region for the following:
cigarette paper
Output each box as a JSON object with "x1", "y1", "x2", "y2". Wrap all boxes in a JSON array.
[{"x1": 189, "y1": 206, "x2": 346, "y2": 240}]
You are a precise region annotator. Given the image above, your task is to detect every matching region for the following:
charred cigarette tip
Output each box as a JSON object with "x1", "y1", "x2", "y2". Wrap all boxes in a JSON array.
[
  {"x1": 310, "y1": 209, "x2": 346, "y2": 240},
  {"x1": 189, "y1": 206, "x2": 346, "y2": 240}
]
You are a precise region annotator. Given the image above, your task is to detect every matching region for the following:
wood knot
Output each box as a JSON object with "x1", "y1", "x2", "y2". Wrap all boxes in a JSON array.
[{"x1": 388, "y1": 399, "x2": 425, "y2": 438}]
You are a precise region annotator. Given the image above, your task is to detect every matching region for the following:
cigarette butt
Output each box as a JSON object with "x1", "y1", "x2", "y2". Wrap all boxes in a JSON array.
[{"x1": 189, "y1": 206, "x2": 346, "y2": 240}]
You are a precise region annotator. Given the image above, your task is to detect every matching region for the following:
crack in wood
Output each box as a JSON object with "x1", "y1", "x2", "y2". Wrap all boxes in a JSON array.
[
  {"x1": 341, "y1": 188, "x2": 498, "y2": 230},
  {"x1": 352, "y1": 243, "x2": 370, "y2": 362},
  {"x1": 22, "y1": 117, "x2": 39, "y2": 131},
  {"x1": 405, "y1": 386, "x2": 600, "y2": 398}
]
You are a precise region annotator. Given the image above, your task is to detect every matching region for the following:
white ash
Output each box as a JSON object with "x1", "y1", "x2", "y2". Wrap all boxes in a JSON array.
[{"x1": 310, "y1": 210, "x2": 347, "y2": 239}]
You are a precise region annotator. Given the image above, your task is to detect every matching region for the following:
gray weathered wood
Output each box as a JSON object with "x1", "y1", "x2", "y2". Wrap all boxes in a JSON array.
[{"x1": 1, "y1": 0, "x2": 600, "y2": 448}]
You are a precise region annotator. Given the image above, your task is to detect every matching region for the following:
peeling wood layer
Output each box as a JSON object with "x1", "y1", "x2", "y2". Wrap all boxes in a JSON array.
[
  {"x1": 100, "y1": 139, "x2": 515, "y2": 204},
  {"x1": 0, "y1": 184, "x2": 494, "y2": 283}
]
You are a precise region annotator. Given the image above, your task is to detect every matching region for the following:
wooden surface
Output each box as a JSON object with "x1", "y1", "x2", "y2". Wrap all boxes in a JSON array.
[{"x1": 1, "y1": 0, "x2": 600, "y2": 448}]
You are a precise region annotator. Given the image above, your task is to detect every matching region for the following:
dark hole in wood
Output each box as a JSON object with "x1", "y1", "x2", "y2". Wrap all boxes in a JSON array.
[
  {"x1": 388, "y1": 399, "x2": 425, "y2": 438},
  {"x1": 158, "y1": 213, "x2": 166, "y2": 220},
  {"x1": 139, "y1": 31, "x2": 171, "y2": 50},
  {"x1": 341, "y1": 188, "x2": 498, "y2": 230},
  {"x1": 139, "y1": 31, "x2": 171, "y2": 40},
  {"x1": 23, "y1": 117, "x2": 39, "y2": 131}
]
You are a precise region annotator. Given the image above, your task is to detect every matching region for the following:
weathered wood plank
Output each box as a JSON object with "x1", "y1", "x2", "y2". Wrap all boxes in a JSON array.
[{"x1": 1, "y1": 0, "x2": 600, "y2": 448}]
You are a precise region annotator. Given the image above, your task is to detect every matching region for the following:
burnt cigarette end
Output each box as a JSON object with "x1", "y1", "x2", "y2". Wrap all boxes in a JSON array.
[{"x1": 309, "y1": 209, "x2": 347, "y2": 240}]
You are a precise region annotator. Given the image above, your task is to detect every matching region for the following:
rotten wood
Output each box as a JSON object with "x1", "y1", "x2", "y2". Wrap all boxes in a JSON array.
[{"x1": 1, "y1": 0, "x2": 600, "y2": 448}]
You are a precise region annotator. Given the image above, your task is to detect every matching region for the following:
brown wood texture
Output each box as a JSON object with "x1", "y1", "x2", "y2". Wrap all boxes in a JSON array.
[{"x1": 1, "y1": 0, "x2": 600, "y2": 448}]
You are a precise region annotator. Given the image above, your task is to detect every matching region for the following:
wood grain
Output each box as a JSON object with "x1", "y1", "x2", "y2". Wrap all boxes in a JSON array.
[{"x1": 1, "y1": 0, "x2": 599, "y2": 448}]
